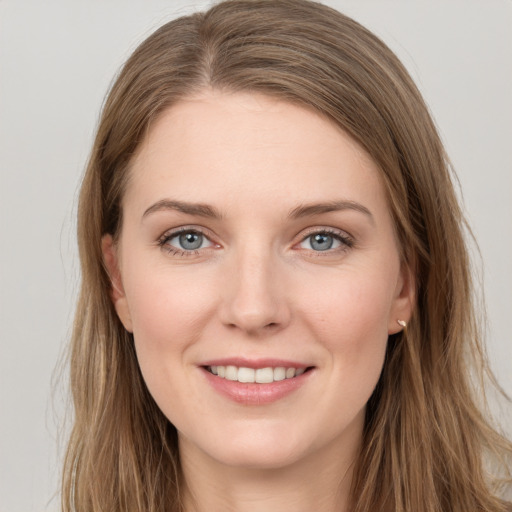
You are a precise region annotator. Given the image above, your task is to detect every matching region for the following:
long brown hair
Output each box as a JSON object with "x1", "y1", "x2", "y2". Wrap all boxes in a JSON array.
[{"x1": 63, "y1": 1, "x2": 512, "y2": 510}]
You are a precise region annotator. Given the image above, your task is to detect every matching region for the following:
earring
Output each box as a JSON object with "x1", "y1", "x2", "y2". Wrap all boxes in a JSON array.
[{"x1": 397, "y1": 319, "x2": 407, "y2": 328}]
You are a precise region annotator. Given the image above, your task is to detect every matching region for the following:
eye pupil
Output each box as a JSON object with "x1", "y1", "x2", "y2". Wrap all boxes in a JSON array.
[
  {"x1": 310, "y1": 233, "x2": 333, "y2": 251},
  {"x1": 179, "y1": 232, "x2": 203, "y2": 250}
]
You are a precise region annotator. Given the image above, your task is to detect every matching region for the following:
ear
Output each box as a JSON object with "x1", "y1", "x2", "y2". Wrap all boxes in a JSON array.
[
  {"x1": 388, "y1": 262, "x2": 415, "y2": 335},
  {"x1": 101, "y1": 234, "x2": 133, "y2": 332}
]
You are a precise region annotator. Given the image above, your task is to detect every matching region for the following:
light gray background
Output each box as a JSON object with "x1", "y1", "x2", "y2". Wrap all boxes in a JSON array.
[{"x1": 1, "y1": 1, "x2": 511, "y2": 510}]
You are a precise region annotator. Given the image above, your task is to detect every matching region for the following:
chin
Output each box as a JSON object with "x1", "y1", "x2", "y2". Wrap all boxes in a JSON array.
[
  {"x1": 179, "y1": 419, "x2": 337, "y2": 471},
  {"x1": 208, "y1": 440, "x2": 308, "y2": 470}
]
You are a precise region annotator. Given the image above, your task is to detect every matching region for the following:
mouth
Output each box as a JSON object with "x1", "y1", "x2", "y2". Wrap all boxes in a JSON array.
[
  {"x1": 200, "y1": 361, "x2": 315, "y2": 404},
  {"x1": 204, "y1": 365, "x2": 313, "y2": 384}
]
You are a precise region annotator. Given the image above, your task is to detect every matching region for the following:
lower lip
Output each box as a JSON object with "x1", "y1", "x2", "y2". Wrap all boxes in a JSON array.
[{"x1": 201, "y1": 368, "x2": 312, "y2": 405}]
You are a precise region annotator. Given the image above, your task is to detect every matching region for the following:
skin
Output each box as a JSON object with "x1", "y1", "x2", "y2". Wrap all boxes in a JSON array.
[{"x1": 103, "y1": 90, "x2": 414, "y2": 512}]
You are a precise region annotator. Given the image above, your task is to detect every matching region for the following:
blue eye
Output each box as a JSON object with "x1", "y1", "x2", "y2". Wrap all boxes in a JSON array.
[
  {"x1": 310, "y1": 233, "x2": 336, "y2": 251},
  {"x1": 161, "y1": 229, "x2": 214, "y2": 253},
  {"x1": 299, "y1": 231, "x2": 350, "y2": 252},
  {"x1": 177, "y1": 231, "x2": 204, "y2": 250}
]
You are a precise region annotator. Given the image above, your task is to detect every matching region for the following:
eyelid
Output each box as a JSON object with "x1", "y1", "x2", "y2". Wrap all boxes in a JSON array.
[
  {"x1": 294, "y1": 226, "x2": 355, "y2": 251},
  {"x1": 298, "y1": 226, "x2": 354, "y2": 242},
  {"x1": 157, "y1": 225, "x2": 220, "y2": 252},
  {"x1": 156, "y1": 224, "x2": 354, "y2": 256}
]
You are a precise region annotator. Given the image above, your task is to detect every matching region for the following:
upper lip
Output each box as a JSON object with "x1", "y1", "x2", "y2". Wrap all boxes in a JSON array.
[{"x1": 199, "y1": 357, "x2": 312, "y2": 369}]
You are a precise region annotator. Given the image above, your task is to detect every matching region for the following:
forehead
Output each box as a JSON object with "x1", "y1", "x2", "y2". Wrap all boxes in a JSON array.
[{"x1": 125, "y1": 90, "x2": 388, "y2": 220}]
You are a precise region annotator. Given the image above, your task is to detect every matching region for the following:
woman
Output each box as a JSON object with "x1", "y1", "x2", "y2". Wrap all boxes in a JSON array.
[{"x1": 62, "y1": 0, "x2": 512, "y2": 510}]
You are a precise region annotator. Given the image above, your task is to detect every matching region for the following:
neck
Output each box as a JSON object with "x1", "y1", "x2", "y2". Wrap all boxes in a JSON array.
[{"x1": 179, "y1": 428, "x2": 361, "y2": 512}]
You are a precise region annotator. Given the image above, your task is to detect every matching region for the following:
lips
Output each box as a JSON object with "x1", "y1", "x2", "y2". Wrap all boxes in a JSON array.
[
  {"x1": 208, "y1": 365, "x2": 306, "y2": 383},
  {"x1": 200, "y1": 359, "x2": 314, "y2": 404}
]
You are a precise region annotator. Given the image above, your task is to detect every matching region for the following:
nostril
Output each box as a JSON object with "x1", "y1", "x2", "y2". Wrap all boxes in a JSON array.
[{"x1": 263, "y1": 322, "x2": 282, "y2": 331}]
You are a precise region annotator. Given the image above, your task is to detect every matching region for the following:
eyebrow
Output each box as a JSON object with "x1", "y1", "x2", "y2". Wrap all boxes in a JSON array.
[
  {"x1": 288, "y1": 200, "x2": 374, "y2": 224},
  {"x1": 142, "y1": 199, "x2": 223, "y2": 220},
  {"x1": 142, "y1": 198, "x2": 373, "y2": 224}
]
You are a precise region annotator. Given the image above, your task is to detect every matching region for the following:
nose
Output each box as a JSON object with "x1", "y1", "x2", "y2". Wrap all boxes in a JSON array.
[{"x1": 218, "y1": 246, "x2": 291, "y2": 336}]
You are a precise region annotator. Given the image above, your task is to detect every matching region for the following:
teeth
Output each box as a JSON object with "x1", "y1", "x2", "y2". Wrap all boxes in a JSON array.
[
  {"x1": 238, "y1": 367, "x2": 255, "y2": 383},
  {"x1": 225, "y1": 365, "x2": 238, "y2": 381},
  {"x1": 208, "y1": 365, "x2": 306, "y2": 383},
  {"x1": 273, "y1": 367, "x2": 286, "y2": 381},
  {"x1": 255, "y1": 367, "x2": 273, "y2": 383}
]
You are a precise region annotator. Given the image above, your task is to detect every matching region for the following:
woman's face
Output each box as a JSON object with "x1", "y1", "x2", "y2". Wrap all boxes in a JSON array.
[{"x1": 104, "y1": 91, "x2": 413, "y2": 470}]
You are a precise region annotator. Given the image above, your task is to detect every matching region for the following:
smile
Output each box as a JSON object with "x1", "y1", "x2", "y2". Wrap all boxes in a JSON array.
[
  {"x1": 207, "y1": 365, "x2": 306, "y2": 383},
  {"x1": 202, "y1": 363, "x2": 314, "y2": 405}
]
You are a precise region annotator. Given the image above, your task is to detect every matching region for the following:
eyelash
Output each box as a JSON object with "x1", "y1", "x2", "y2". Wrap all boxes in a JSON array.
[
  {"x1": 157, "y1": 227, "x2": 215, "y2": 257},
  {"x1": 157, "y1": 226, "x2": 354, "y2": 257},
  {"x1": 298, "y1": 228, "x2": 354, "y2": 255}
]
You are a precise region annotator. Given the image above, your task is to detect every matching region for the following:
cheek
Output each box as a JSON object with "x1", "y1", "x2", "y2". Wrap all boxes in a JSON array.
[
  {"x1": 122, "y1": 264, "x2": 220, "y2": 395},
  {"x1": 304, "y1": 266, "x2": 395, "y2": 339},
  {"x1": 300, "y1": 268, "x2": 394, "y2": 384},
  {"x1": 123, "y1": 268, "x2": 220, "y2": 424},
  {"x1": 126, "y1": 266, "x2": 215, "y2": 340}
]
